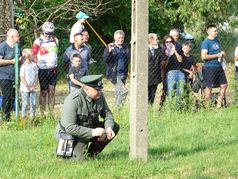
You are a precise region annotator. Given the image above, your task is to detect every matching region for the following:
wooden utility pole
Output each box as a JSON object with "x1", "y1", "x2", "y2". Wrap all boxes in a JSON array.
[
  {"x1": 0, "y1": 0, "x2": 14, "y2": 42},
  {"x1": 130, "y1": 0, "x2": 148, "y2": 161}
]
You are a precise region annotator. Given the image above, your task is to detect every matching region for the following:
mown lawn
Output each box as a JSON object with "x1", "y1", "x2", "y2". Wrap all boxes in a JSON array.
[{"x1": 0, "y1": 106, "x2": 238, "y2": 178}]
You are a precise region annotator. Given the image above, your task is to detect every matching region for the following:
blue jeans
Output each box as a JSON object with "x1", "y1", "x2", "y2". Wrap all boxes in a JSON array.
[
  {"x1": 167, "y1": 70, "x2": 185, "y2": 98},
  {"x1": 21, "y1": 91, "x2": 36, "y2": 118}
]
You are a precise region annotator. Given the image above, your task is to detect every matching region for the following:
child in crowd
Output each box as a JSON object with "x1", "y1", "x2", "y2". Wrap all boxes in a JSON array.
[
  {"x1": 181, "y1": 42, "x2": 196, "y2": 88},
  {"x1": 68, "y1": 53, "x2": 87, "y2": 93},
  {"x1": 20, "y1": 48, "x2": 38, "y2": 120}
]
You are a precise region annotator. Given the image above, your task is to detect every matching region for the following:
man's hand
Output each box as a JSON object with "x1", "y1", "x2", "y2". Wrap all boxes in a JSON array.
[
  {"x1": 108, "y1": 43, "x2": 115, "y2": 52},
  {"x1": 19, "y1": 56, "x2": 24, "y2": 63},
  {"x1": 106, "y1": 127, "x2": 115, "y2": 140},
  {"x1": 218, "y1": 51, "x2": 225, "y2": 58},
  {"x1": 92, "y1": 128, "x2": 105, "y2": 137}
]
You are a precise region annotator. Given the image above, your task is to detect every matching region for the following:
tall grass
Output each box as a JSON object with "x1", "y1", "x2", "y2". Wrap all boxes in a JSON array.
[{"x1": 0, "y1": 106, "x2": 238, "y2": 178}]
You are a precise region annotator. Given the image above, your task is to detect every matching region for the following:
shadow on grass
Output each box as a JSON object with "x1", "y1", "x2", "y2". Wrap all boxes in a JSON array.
[{"x1": 149, "y1": 139, "x2": 238, "y2": 160}]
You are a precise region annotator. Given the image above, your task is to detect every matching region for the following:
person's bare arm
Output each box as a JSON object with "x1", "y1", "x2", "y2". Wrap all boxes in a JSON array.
[
  {"x1": 201, "y1": 50, "x2": 225, "y2": 61},
  {"x1": 0, "y1": 58, "x2": 15, "y2": 66},
  {"x1": 69, "y1": 74, "x2": 84, "y2": 87}
]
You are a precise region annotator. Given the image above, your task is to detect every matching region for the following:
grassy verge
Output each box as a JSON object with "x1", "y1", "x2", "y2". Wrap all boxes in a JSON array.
[{"x1": 0, "y1": 106, "x2": 238, "y2": 178}]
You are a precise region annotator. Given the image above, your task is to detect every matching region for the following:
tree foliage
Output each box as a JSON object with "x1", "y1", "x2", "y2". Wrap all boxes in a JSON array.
[
  {"x1": 155, "y1": 0, "x2": 238, "y2": 37},
  {"x1": 14, "y1": 0, "x2": 238, "y2": 46},
  {"x1": 15, "y1": 0, "x2": 120, "y2": 44}
]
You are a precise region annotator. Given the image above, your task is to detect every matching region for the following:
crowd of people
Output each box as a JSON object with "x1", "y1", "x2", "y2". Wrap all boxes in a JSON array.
[
  {"x1": 0, "y1": 9, "x2": 233, "y2": 160},
  {"x1": 0, "y1": 18, "x2": 230, "y2": 121},
  {"x1": 147, "y1": 25, "x2": 228, "y2": 109}
]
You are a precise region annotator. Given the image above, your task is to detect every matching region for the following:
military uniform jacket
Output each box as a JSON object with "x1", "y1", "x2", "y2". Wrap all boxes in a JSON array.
[{"x1": 56, "y1": 89, "x2": 115, "y2": 141}]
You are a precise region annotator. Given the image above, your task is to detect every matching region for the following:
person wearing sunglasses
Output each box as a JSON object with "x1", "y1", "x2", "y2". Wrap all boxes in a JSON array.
[
  {"x1": 32, "y1": 21, "x2": 59, "y2": 115},
  {"x1": 162, "y1": 35, "x2": 184, "y2": 99}
]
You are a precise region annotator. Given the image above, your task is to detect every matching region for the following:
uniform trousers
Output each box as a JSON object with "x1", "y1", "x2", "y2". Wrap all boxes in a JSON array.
[{"x1": 72, "y1": 121, "x2": 120, "y2": 160}]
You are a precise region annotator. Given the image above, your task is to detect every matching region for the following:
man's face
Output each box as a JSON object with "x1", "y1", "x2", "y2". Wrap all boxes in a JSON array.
[
  {"x1": 82, "y1": 31, "x2": 89, "y2": 43},
  {"x1": 207, "y1": 27, "x2": 218, "y2": 38},
  {"x1": 43, "y1": 32, "x2": 53, "y2": 40},
  {"x1": 171, "y1": 31, "x2": 179, "y2": 41},
  {"x1": 114, "y1": 34, "x2": 124, "y2": 45},
  {"x1": 149, "y1": 37, "x2": 158, "y2": 46},
  {"x1": 12, "y1": 33, "x2": 20, "y2": 43},
  {"x1": 74, "y1": 35, "x2": 84, "y2": 46},
  {"x1": 87, "y1": 86, "x2": 102, "y2": 100}
]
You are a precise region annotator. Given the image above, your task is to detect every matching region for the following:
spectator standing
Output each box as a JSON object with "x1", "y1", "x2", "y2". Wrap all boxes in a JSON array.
[
  {"x1": 68, "y1": 53, "x2": 87, "y2": 93},
  {"x1": 82, "y1": 29, "x2": 96, "y2": 64},
  {"x1": 63, "y1": 33, "x2": 90, "y2": 92},
  {"x1": 234, "y1": 45, "x2": 238, "y2": 103},
  {"x1": 0, "y1": 29, "x2": 21, "y2": 121},
  {"x1": 169, "y1": 28, "x2": 183, "y2": 54},
  {"x1": 163, "y1": 35, "x2": 184, "y2": 98},
  {"x1": 181, "y1": 42, "x2": 196, "y2": 88},
  {"x1": 20, "y1": 48, "x2": 38, "y2": 120},
  {"x1": 201, "y1": 24, "x2": 227, "y2": 108},
  {"x1": 234, "y1": 45, "x2": 238, "y2": 77},
  {"x1": 103, "y1": 30, "x2": 130, "y2": 108},
  {"x1": 70, "y1": 11, "x2": 89, "y2": 44},
  {"x1": 32, "y1": 22, "x2": 59, "y2": 114},
  {"x1": 148, "y1": 33, "x2": 167, "y2": 104}
]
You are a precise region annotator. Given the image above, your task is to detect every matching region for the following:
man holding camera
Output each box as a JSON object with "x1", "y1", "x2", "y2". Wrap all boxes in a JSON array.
[{"x1": 103, "y1": 30, "x2": 130, "y2": 108}]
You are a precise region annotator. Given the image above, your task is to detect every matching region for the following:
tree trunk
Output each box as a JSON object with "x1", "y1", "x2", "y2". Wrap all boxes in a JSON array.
[{"x1": 0, "y1": 0, "x2": 14, "y2": 42}]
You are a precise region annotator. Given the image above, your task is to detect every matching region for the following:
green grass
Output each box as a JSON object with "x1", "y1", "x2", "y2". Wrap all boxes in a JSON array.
[{"x1": 1, "y1": 106, "x2": 238, "y2": 178}]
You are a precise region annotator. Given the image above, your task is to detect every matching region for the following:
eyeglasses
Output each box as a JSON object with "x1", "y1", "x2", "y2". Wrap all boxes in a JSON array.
[
  {"x1": 44, "y1": 32, "x2": 53, "y2": 36},
  {"x1": 165, "y1": 41, "x2": 172, "y2": 43}
]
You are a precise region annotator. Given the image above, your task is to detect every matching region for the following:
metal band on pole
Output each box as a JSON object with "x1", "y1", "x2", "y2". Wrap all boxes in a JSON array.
[{"x1": 14, "y1": 43, "x2": 19, "y2": 120}]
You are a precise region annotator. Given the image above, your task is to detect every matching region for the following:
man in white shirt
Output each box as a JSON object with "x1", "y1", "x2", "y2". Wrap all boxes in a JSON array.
[{"x1": 69, "y1": 11, "x2": 89, "y2": 44}]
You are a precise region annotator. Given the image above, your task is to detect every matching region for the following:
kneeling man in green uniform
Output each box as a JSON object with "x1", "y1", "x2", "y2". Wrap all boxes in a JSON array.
[{"x1": 56, "y1": 74, "x2": 120, "y2": 160}]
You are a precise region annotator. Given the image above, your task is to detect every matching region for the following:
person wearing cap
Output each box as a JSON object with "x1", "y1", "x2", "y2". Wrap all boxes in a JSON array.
[
  {"x1": 32, "y1": 21, "x2": 59, "y2": 114},
  {"x1": 69, "y1": 11, "x2": 89, "y2": 44},
  {"x1": 55, "y1": 74, "x2": 120, "y2": 160}
]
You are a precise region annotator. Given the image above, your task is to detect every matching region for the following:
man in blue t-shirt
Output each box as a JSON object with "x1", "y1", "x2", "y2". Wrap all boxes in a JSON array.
[
  {"x1": 201, "y1": 24, "x2": 227, "y2": 108},
  {"x1": 0, "y1": 29, "x2": 21, "y2": 121}
]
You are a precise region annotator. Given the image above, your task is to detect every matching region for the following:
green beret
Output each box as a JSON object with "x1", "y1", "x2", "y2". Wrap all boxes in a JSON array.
[{"x1": 80, "y1": 74, "x2": 103, "y2": 89}]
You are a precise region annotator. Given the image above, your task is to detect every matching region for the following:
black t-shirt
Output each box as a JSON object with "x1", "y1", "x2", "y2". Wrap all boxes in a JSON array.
[
  {"x1": 180, "y1": 54, "x2": 196, "y2": 78},
  {"x1": 68, "y1": 66, "x2": 87, "y2": 88},
  {"x1": 164, "y1": 43, "x2": 183, "y2": 72}
]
